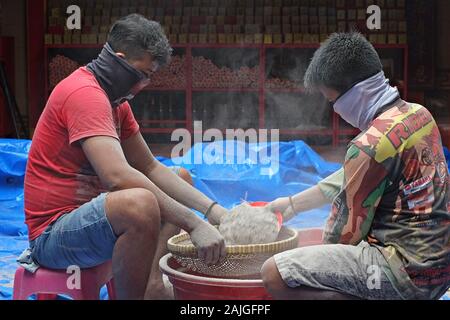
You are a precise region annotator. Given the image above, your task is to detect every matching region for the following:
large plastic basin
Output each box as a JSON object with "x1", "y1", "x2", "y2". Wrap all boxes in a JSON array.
[
  {"x1": 160, "y1": 228, "x2": 323, "y2": 300},
  {"x1": 160, "y1": 254, "x2": 272, "y2": 300}
]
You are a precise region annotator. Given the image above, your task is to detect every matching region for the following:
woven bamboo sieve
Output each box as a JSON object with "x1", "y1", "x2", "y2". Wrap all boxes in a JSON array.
[{"x1": 167, "y1": 227, "x2": 298, "y2": 278}]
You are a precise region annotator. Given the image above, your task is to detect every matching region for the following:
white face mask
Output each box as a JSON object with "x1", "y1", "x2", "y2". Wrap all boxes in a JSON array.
[{"x1": 333, "y1": 71, "x2": 400, "y2": 131}]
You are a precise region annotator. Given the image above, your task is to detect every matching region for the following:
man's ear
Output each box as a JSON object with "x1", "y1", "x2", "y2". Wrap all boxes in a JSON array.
[{"x1": 116, "y1": 52, "x2": 126, "y2": 59}]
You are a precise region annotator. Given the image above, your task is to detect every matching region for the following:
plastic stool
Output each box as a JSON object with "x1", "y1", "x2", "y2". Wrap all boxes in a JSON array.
[{"x1": 13, "y1": 261, "x2": 116, "y2": 300}]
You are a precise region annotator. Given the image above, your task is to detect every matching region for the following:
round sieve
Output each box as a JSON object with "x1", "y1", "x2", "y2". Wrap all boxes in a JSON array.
[{"x1": 167, "y1": 226, "x2": 298, "y2": 278}]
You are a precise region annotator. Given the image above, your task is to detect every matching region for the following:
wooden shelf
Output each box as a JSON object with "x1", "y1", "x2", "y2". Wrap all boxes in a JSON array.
[
  {"x1": 45, "y1": 44, "x2": 103, "y2": 49},
  {"x1": 279, "y1": 129, "x2": 333, "y2": 135},
  {"x1": 44, "y1": 43, "x2": 409, "y2": 50},
  {"x1": 44, "y1": 44, "x2": 187, "y2": 49},
  {"x1": 192, "y1": 87, "x2": 258, "y2": 92},
  {"x1": 265, "y1": 88, "x2": 305, "y2": 93},
  {"x1": 339, "y1": 129, "x2": 361, "y2": 135},
  {"x1": 188, "y1": 44, "x2": 262, "y2": 49},
  {"x1": 43, "y1": 43, "x2": 409, "y2": 147},
  {"x1": 144, "y1": 87, "x2": 186, "y2": 91},
  {"x1": 139, "y1": 120, "x2": 187, "y2": 125},
  {"x1": 140, "y1": 128, "x2": 181, "y2": 134},
  {"x1": 27, "y1": 0, "x2": 411, "y2": 145},
  {"x1": 264, "y1": 43, "x2": 322, "y2": 49}
]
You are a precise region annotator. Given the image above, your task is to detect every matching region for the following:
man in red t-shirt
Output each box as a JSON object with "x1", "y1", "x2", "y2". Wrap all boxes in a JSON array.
[{"x1": 24, "y1": 14, "x2": 227, "y2": 300}]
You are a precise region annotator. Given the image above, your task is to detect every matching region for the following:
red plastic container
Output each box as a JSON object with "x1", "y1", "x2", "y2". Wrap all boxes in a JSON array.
[
  {"x1": 160, "y1": 228, "x2": 324, "y2": 300},
  {"x1": 160, "y1": 254, "x2": 272, "y2": 300},
  {"x1": 160, "y1": 197, "x2": 325, "y2": 300}
]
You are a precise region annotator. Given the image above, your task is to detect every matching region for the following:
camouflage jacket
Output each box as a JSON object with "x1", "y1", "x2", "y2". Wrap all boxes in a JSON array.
[{"x1": 318, "y1": 100, "x2": 450, "y2": 299}]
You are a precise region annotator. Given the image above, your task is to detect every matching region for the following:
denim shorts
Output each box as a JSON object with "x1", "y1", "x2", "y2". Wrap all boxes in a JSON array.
[
  {"x1": 274, "y1": 241, "x2": 408, "y2": 300},
  {"x1": 30, "y1": 192, "x2": 117, "y2": 270},
  {"x1": 29, "y1": 166, "x2": 184, "y2": 270}
]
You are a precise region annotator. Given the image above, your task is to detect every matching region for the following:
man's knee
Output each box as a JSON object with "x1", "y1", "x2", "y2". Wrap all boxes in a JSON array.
[
  {"x1": 126, "y1": 188, "x2": 160, "y2": 225},
  {"x1": 261, "y1": 257, "x2": 286, "y2": 292},
  {"x1": 107, "y1": 188, "x2": 160, "y2": 233}
]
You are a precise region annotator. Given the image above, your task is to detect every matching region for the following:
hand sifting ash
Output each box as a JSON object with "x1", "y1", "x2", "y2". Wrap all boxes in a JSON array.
[{"x1": 219, "y1": 203, "x2": 280, "y2": 245}]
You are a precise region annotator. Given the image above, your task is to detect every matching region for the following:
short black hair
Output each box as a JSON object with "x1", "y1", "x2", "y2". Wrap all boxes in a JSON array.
[
  {"x1": 107, "y1": 14, "x2": 173, "y2": 67},
  {"x1": 304, "y1": 32, "x2": 383, "y2": 94}
]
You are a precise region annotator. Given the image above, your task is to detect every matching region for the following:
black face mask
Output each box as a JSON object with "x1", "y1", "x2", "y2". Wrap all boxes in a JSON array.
[{"x1": 87, "y1": 43, "x2": 150, "y2": 108}]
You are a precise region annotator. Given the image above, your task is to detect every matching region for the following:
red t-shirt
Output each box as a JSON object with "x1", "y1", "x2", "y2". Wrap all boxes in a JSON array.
[{"x1": 24, "y1": 67, "x2": 140, "y2": 240}]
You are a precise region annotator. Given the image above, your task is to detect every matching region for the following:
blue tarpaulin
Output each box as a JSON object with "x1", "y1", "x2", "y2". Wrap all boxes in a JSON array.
[
  {"x1": 0, "y1": 139, "x2": 448, "y2": 300},
  {"x1": 0, "y1": 139, "x2": 31, "y2": 300},
  {"x1": 157, "y1": 140, "x2": 341, "y2": 229}
]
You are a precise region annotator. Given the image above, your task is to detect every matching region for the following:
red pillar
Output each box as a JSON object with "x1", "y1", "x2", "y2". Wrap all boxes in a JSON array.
[
  {"x1": 27, "y1": 0, "x2": 46, "y2": 135},
  {"x1": 0, "y1": 37, "x2": 15, "y2": 137}
]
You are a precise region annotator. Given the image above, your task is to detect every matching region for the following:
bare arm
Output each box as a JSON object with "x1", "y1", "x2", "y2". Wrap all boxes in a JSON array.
[
  {"x1": 121, "y1": 132, "x2": 227, "y2": 224},
  {"x1": 268, "y1": 168, "x2": 344, "y2": 221},
  {"x1": 81, "y1": 135, "x2": 226, "y2": 264},
  {"x1": 81, "y1": 135, "x2": 201, "y2": 231},
  {"x1": 291, "y1": 185, "x2": 330, "y2": 212},
  {"x1": 268, "y1": 185, "x2": 330, "y2": 221}
]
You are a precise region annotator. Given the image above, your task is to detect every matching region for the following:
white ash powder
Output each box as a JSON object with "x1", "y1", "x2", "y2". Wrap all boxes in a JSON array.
[{"x1": 219, "y1": 203, "x2": 280, "y2": 245}]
